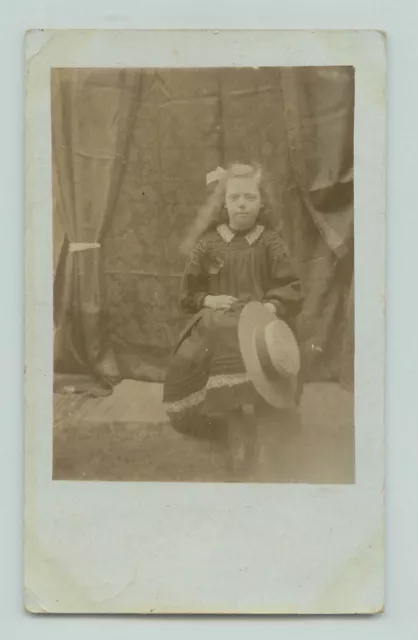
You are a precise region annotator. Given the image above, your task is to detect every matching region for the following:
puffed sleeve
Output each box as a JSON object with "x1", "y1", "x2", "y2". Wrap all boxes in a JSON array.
[
  {"x1": 262, "y1": 231, "x2": 304, "y2": 322},
  {"x1": 179, "y1": 239, "x2": 210, "y2": 314}
]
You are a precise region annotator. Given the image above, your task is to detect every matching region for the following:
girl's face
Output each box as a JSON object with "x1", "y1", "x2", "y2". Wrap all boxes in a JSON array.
[{"x1": 225, "y1": 176, "x2": 261, "y2": 231}]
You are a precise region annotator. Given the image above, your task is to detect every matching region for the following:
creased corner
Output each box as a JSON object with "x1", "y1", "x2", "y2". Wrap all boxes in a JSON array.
[
  {"x1": 24, "y1": 588, "x2": 50, "y2": 614},
  {"x1": 25, "y1": 30, "x2": 55, "y2": 67},
  {"x1": 311, "y1": 529, "x2": 385, "y2": 614},
  {"x1": 372, "y1": 603, "x2": 385, "y2": 615},
  {"x1": 24, "y1": 533, "x2": 91, "y2": 614}
]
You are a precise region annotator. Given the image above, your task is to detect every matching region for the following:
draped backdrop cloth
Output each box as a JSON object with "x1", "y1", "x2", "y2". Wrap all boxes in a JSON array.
[
  {"x1": 52, "y1": 67, "x2": 354, "y2": 390},
  {"x1": 52, "y1": 68, "x2": 141, "y2": 385},
  {"x1": 280, "y1": 67, "x2": 354, "y2": 385}
]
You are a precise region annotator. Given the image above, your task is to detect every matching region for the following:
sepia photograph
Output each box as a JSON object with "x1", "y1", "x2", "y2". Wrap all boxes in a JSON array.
[
  {"x1": 25, "y1": 29, "x2": 385, "y2": 614},
  {"x1": 52, "y1": 65, "x2": 355, "y2": 484}
]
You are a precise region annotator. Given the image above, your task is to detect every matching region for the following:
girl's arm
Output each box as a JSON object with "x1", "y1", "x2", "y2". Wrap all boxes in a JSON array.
[
  {"x1": 262, "y1": 232, "x2": 304, "y2": 322},
  {"x1": 179, "y1": 239, "x2": 210, "y2": 313}
]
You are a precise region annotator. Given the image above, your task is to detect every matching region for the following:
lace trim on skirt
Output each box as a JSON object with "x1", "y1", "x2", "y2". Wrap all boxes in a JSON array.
[{"x1": 164, "y1": 372, "x2": 249, "y2": 414}]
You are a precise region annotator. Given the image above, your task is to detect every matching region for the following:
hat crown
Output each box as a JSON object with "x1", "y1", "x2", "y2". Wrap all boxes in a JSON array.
[
  {"x1": 238, "y1": 301, "x2": 300, "y2": 409},
  {"x1": 263, "y1": 320, "x2": 300, "y2": 377}
]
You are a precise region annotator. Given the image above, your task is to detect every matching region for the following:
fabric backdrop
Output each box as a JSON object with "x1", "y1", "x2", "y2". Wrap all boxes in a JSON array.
[
  {"x1": 53, "y1": 68, "x2": 141, "y2": 385},
  {"x1": 52, "y1": 67, "x2": 354, "y2": 389}
]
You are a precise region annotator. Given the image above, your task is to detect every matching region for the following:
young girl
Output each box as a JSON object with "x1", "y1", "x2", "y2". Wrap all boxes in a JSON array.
[{"x1": 163, "y1": 163, "x2": 304, "y2": 478}]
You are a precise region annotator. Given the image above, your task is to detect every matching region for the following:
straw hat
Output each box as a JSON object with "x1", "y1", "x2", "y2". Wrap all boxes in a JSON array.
[{"x1": 238, "y1": 301, "x2": 301, "y2": 409}]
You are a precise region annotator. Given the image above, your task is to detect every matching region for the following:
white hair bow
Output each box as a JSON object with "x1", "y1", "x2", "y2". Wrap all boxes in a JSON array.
[{"x1": 206, "y1": 166, "x2": 226, "y2": 185}]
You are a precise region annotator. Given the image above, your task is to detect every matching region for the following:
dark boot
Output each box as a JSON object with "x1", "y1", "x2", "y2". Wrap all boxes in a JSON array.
[{"x1": 170, "y1": 410, "x2": 228, "y2": 443}]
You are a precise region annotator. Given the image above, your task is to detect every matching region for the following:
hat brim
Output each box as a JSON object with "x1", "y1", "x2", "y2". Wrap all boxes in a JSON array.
[{"x1": 238, "y1": 301, "x2": 299, "y2": 409}]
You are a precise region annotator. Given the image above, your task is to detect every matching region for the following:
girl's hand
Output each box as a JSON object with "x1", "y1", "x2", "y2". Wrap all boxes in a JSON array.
[
  {"x1": 204, "y1": 295, "x2": 238, "y2": 311},
  {"x1": 263, "y1": 302, "x2": 277, "y2": 315}
]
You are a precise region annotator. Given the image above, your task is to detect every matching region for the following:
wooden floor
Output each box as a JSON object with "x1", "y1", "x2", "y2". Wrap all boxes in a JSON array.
[{"x1": 53, "y1": 381, "x2": 355, "y2": 484}]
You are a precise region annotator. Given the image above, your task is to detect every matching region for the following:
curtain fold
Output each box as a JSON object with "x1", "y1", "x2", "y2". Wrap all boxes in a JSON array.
[
  {"x1": 280, "y1": 67, "x2": 354, "y2": 258},
  {"x1": 52, "y1": 68, "x2": 141, "y2": 385},
  {"x1": 280, "y1": 67, "x2": 355, "y2": 387}
]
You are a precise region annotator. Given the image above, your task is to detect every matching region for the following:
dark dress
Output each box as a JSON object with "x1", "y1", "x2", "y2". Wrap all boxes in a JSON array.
[{"x1": 162, "y1": 223, "x2": 304, "y2": 437}]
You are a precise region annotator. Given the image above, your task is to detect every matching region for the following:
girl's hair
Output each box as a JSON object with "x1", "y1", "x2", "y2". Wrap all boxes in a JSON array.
[{"x1": 180, "y1": 162, "x2": 279, "y2": 255}]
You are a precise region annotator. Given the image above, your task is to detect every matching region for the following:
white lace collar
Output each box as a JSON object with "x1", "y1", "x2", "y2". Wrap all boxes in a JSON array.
[{"x1": 217, "y1": 224, "x2": 265, "y2": 246}]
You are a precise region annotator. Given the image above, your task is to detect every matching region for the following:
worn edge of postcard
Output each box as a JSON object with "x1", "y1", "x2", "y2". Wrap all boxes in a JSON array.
[{"x1": 24, "y1": 29, "x2": 386, "y2": 615}]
